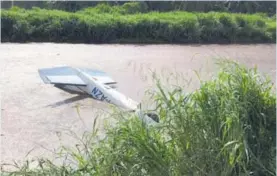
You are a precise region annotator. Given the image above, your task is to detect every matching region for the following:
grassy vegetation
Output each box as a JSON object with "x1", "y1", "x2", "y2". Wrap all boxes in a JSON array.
[
  {"x1": 2, "y1": 1, "x2": 276, "y2": 15},
  {"x1": 1, "y1": 5, "x2": 276, "y2": 44},
  {"x1": 1, "y1": 60, "x2": 276, "y2": 176}
]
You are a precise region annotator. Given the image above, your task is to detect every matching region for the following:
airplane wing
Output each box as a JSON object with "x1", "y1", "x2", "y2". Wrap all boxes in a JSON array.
[
  {"x1": 38, "y1": 66, "x2": 87, "y2": 86},
  {"x1": 78, "y1": 68, "x2": 117, "y2": 86},
  {"x1": 38, "y1": 66, "x2": 117, "y2": 94}
]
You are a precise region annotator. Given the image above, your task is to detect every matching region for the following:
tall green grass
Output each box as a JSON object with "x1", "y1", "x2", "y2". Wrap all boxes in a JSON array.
[
  {"x1": 1, "y1": 6, "x2": 276, "y2": 43},
  {"x1": 1, "y1": 60, "x2": 276, "y2": 176}
]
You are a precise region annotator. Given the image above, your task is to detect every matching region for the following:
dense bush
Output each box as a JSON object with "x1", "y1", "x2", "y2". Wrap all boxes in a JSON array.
[
  {"x1": 2, "y1": 61, "x2": 276, "y2": 176},
  {"x1": 1, "y1": 6, "x2": 276, "y2": 43},
  {"x1": 1, "y1": 1, "x2": 276, "y2": 15}
]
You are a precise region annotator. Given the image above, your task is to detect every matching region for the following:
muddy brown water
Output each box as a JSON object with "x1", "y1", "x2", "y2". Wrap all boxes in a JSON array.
[{"x1": 1, "y1": 43, "x2": 276, "y2": 169}]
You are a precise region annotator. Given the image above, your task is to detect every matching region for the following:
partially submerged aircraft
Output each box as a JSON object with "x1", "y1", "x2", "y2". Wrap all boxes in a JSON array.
[{"x1": 38, "y1": 66, "x2": 159, "y2": 125}]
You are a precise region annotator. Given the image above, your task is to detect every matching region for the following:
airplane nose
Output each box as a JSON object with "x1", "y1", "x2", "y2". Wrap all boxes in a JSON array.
[
  {"x1": 145, "y1": 112, "x2": 159, "y2": 123},
  {"x1": 135, "y1": 110, "x2": 159, "y2": 125}
]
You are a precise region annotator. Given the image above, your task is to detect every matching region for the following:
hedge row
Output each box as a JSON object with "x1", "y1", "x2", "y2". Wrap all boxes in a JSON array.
[
  {"x1": 1, "y1": 7, "x2": 276, "y2": 43},
  {"x1": 2, "y1": 1, "x2": 276, "y2": 15}
]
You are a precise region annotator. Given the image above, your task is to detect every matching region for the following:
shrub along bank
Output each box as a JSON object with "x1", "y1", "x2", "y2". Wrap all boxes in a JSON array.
[
  {"x1": 1, "y1": 7, "x2": 276, "y2": 43},
  {"x1": 2, "y1": 61, "x2": 276, "y2": 176},
  {"x1": 1, "y1": 1, "x2": 276, "y2": 15}
]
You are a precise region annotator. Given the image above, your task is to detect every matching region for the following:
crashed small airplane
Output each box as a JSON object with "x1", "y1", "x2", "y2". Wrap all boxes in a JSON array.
[{"x1": 38, "y1": 66, "x2": 159, "y2": 125}]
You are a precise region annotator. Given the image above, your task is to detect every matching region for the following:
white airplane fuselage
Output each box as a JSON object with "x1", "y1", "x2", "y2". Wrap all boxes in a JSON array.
[
  {"x1": 74, "y1": 68, "x2": 139, "y2": 111},
  {"x1": 39, "y1": 66, "x2": 159, "y2": 125}
]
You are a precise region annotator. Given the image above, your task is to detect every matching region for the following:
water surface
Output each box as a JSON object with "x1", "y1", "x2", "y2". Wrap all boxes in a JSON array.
[{"x1": 1, "y1": 43, "x2": 276, "y2": 166}]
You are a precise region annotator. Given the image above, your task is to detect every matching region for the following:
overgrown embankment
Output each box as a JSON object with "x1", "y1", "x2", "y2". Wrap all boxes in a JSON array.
[
  {"x1": 1, "y1": 5, "x2": 276, "y2": 44},
  {"x1": 2, "y1": 61, "x2": 276, "y2": 176}
]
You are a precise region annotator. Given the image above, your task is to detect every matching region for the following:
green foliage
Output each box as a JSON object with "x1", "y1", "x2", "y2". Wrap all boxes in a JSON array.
[
  {"x1": 121, "y1": 2, "x2": 148, "y2": 14},
  {"x1": 2, "y1": 61, "x2": 276, "y2": 176},
  {"x1": 1, "y1": 6, "x2": 276, "y2": 44},
  {"x1": 1, "y1": 1, "x2": 276, "y2": 15}
]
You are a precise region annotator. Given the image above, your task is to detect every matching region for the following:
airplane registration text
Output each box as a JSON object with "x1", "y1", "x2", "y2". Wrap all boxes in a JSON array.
[{"x1": 91, "y1": 87, "x2": 111, "y2": 103}]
